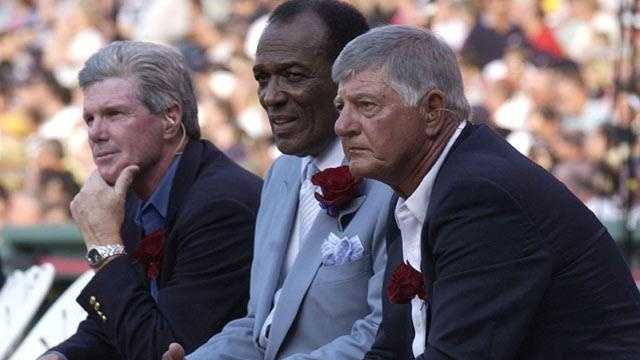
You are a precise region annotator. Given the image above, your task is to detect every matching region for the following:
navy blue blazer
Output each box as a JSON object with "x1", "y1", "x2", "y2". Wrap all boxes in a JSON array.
[
  {"x1": 51, "y1": 139, "x2": 262, "y2": 360},
  {"x1": 366, "y1": 124, "x2": 640, "y2": 359}
]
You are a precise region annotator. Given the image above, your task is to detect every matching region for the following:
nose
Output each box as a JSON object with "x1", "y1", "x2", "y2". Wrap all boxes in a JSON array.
[
  {"x1": 334, "y1": 105, "x2": 359, "y2": 138},
  {"x1": 87, "y1": 117, "x2": 109, "y2": 144},
  {"x1": 259, "y1": 78, "x2": 287, "y2": 110}
]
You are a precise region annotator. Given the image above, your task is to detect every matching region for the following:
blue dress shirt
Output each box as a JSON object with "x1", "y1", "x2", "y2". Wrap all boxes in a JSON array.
[{"x1": 133, "y1": 155, "x2": 182, "y2": 300}]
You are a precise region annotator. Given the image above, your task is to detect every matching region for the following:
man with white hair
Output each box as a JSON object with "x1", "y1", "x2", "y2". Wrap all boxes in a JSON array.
[{"x1": 332, "y1": 25, "x2": 640, "y2": 359}]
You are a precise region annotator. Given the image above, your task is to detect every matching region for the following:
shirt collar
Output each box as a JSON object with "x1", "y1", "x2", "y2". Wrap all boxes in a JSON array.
[
  {"x1": 300, "y1": 137, "x2": 344, "y2": 175},
  {"x1": 396, "y1": 121, "x2": 467, "y2": 223},
  {"x1": 134, "y1": 154, "x2": 182, "y2": 227}
]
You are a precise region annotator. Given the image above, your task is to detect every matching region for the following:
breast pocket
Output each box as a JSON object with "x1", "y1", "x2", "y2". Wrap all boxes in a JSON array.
[{"x1": 313, "y1": 255, "x2": 371, "y2": 286}]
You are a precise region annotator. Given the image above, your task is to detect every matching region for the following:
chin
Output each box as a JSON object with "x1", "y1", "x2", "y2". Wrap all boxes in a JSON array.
[
  {"x1": 98, "y1": 172, "x2": 117, "y2": 185},
  {"x1": 347, "y1": 161, "x2": 369, "y2": 178},
  {"x1": 350, "y1": 160, "x2": 388, "y2": 183},
  {"x1": 97, "y1": 165, "x2": 123, "y2": 186},
  {"x1": 275, "y1": 138, "x2": 316, "y2": 157}
]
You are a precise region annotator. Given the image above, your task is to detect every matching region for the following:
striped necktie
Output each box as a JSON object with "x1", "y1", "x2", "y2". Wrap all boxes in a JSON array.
[{"x1": 297, "y1": 161, "x2": 320, "y2": 241}]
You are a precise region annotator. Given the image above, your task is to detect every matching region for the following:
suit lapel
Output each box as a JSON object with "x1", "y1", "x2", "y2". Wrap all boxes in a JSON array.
[
  {"x1": 384, "y1": 201, "x2": 416, "y2": 357},
  {"x1": 265, "y1": 197, "x2": 339, "y2": 359},
  {"x1": 336, "y1": 194, "x2": 365, "y2": 232},
  {"x1": 421, "y1": 124, "x2": 476, "y2": 274},
  {"x1": 254, "y1": 163, "x2": 302, "y2": 333},
  {"x1": 159, "y1": 140, "x2": 209, "y2": 285},
  {"x1": 166, "y1": 140, "x2": 204, "y2": 230},
  {"x1": 335, "y1": 157, "x2": 366, "y2": 231},
  {"x1": 121, "y1": 192, "x2": 142, "y2": 253},
  {"x1": 418, "y1": 124, "x2": 476, "y2": 338}
]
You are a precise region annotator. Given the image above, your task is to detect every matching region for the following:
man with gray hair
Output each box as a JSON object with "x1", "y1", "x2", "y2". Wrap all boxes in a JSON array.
[
  {"x1": 333, "y1": 25, "x2": 640, "y2": 359},
  {"x1": 40, "y1": 41, "x2": 261, "y2": 360}
]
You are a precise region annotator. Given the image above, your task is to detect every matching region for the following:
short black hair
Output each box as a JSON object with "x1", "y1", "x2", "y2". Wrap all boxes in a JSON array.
[
  {"x1": 0, "y1": 182, "x2": 8, "y2": 202},
  {"x1": 41, "y1": 138, "x2": 65, "y2": 159},
  {"x1": 269, "y1": 0, "x2": 369, "y2": 63}
]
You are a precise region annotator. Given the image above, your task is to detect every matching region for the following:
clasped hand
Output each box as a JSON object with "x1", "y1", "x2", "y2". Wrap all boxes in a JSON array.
[{"x1": 70, "y1": 166, "x2": 139, "y2": 248}]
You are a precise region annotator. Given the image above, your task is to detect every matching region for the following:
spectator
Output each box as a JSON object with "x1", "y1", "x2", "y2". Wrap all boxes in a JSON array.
[
  {"x1": 25, "y1": 138, "x2": 80, "y2": 223},
  {"x1": 554, "y1": 69, "x2": 610, "y2": 134},
  {"x1": 461, "y1": 0, "x2": 525, "y2": 69},
  {"x1": 0, "y1": 0, "x2": 637, "y2": 250}
]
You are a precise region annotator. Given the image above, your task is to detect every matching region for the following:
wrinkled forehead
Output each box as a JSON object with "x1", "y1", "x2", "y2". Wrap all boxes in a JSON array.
[
  {"x1": 337, "y1": 66, "x2": 389, "y2": 96},
  {"x1": 82, "y1": 77, "x2": 140, "y2": 111}
]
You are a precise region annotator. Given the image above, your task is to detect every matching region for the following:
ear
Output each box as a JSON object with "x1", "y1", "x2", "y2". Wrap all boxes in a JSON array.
[
  {"x1": 419, "y1": 90, "x2": 445, "y2": 138},
  {"x1": 162, "y1": 105, "x2": 182, "y2": 140}
]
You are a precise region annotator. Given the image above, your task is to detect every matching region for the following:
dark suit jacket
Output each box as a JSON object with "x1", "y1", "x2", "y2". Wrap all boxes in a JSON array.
[
  {"x1": 51, "y1": 140, "x2": 262, "y2": 360},
  {"x1": 366, "y1": 124, "x2": 640, "y2": 359}
]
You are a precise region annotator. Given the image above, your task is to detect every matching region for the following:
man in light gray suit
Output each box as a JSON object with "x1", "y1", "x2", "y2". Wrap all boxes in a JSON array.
[{"x1": 162, "y1": 1, "x2": 394, "y2": 359}]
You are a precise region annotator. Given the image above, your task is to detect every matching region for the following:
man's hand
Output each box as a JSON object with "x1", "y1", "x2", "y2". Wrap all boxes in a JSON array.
[
  {"x1": 162, "y1": 343, "x2": 185, "y2": 360},
  {"x1": 70, "y1": 165, "x2": 139, "y2": 248}
]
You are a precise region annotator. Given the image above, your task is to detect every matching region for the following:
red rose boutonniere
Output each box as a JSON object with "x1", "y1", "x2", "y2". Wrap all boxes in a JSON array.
[
  {"x1": 311, "y1": 165, "x2": 362, "y2": 217},
  {"x1": 132, "y1": 229, "x2": 165, "y2": 280},
  {"x1": 387, "y1": 261, "x2": 427, "y2": 304}
]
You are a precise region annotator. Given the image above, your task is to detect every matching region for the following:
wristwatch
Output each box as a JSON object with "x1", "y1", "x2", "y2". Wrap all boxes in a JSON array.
[{"x1": 86, "y1": 245, "x2": 126, "y2": 269}]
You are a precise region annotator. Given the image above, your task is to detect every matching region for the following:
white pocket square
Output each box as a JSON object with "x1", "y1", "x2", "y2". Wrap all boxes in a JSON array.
[{"x1": 321, "y1": 233, "x2": 364, "y2": 266}]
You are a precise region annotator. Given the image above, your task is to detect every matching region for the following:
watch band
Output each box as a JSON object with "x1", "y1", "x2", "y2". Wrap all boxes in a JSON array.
[{"x1": 86, "y1": 244, "x2": 126, "y2": 269}]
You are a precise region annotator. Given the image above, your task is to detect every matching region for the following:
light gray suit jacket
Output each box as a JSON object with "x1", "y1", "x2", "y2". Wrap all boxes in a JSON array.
[{"x1": 188, "y1": 154, "x2": 393, "y2": 359}]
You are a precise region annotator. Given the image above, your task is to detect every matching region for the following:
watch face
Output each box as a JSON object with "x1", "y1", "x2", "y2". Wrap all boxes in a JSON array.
[{"x1": 87, "y1": 248, "x2": 103, "y2": 266}]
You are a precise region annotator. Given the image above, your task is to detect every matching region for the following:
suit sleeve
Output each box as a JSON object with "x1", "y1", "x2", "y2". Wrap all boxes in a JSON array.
[
  {"x1": 362, "y1": 316, "x2": 400, "y2": 360},
  {"x1": 420, "y1": 178, "x2": 552, "y2": 359},
  {"x1": 53, "y1": 199, "x2": 255, "y2": 360},
  {"x1": 48, "y1": 316, "x2": 120, "y2": 360},
  {"x1": 184, "y1": 165, "x2": 282, "y2": 360},
  {"x1": 282, "y1": 207, "x2": 389, "y2": 360},
  {"x1": 185, "y1": 312, "x2": 263, "y2": 360}
]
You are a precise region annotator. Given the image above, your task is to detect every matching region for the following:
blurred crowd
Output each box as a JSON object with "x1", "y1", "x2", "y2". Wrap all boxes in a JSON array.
[{"x1": 0, "y1": 0, "x2": 639, "y2": 233}]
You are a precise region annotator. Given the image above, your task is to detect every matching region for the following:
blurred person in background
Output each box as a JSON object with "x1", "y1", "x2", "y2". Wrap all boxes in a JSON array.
[
  {"x1": 553, "y1": 161, "x2": 621, "y2": 223},
  {"x1": 0, "y1": 183, "x2": 9, "y2": 228},
  {"x1": 510, "y1": 0, "x2": 565, "y2": 65},
  {"x1": 427, "y1": 0, "x2": 473, "y2": 52},
  {"x1": 6, "y1": 191, "x2": 42, "y2": 226},
  {"x1": 553, "y1": 0, "x2": 617, "y2": 64},
  {"x1": 24, "y1": 138, "x2": 80, "y2": 223},
  {"x1": 461, "y1": 0, "x2": 525, "y2": 69},
  {"x1": 528, "y1": 106, "x2": 584, "y2": 165},
  {"x1": 554, "y1": 67, "x2": 610, "y2": 134},
  {"x1": 40, "y1": 40, "x2": 261, "y2": 360}
]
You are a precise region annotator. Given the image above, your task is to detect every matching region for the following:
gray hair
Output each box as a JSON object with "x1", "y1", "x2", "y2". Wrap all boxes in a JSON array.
[
  {"x1": 332, "y1": 25, "x2": 470, "y2": 121},
  {"x1": 79, "y1": 41, "x2": 200, "y2": 139}
]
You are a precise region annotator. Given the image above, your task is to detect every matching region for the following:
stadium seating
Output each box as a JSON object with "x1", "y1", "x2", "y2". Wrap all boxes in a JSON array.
[
  {"x1": 8, "y1": 270, "x2": 95, "y2": 360},
  {"x1": 0, "y1": 264, "x2": 55, "y2": 359}
]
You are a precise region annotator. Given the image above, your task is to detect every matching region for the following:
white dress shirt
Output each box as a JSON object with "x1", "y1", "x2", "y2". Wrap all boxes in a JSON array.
[
  {"x1": 394, "y1": 121, "x2": 466, "y2": 357},
  {"x1": 259, "y1": 139, "x2": 344, "y2": 347}
]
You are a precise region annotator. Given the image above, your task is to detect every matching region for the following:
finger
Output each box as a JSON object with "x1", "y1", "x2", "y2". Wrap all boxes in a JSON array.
[
  {"x1": 114, "y1": 165, "x2": 139, "y2": 196},
  {"x1": 162, "y1": 343, "x2": 185, "y2": 360},
  {"x1": 82, "y1": 170, "x2": 107, "y2": 191}
]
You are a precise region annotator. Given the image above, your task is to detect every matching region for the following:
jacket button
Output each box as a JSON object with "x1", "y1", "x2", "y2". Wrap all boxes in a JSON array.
[{"x1": 89, "y1": 296, "x2": 97, "y2": 306}]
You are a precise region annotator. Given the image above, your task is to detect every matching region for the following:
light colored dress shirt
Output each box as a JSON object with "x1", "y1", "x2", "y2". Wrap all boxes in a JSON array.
[
  {"x1": 394, "y1": 121, "x2": 466, "y2": 357},
  {"x1": 259, "y1": 139, "x2": 344, "y2": 348}
]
